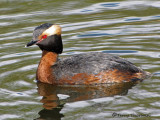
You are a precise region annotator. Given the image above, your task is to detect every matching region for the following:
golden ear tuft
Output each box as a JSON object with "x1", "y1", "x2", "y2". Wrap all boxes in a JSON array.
[{"x1": 42, "y1": 25, "x2": 61, "y2": 36}]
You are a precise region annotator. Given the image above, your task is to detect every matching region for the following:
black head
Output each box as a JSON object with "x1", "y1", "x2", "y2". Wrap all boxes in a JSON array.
[{"x1": 26, "y1": 23, "x2": 63, "y2": 54}]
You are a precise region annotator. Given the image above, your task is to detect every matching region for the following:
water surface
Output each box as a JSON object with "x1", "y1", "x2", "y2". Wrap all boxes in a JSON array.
[{"x1": 0, "y1": 0, "x2": 160, "y2": 120}]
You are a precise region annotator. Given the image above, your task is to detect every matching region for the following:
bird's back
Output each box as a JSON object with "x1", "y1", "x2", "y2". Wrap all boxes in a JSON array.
[{"x1": 52, "y1": 52, "x2": 145, "y2": 82}]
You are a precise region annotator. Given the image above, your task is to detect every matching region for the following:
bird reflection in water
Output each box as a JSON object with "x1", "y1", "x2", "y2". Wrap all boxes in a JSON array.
[{"x1": 35, "y1": 81, "x2": 139, "y2": 120}]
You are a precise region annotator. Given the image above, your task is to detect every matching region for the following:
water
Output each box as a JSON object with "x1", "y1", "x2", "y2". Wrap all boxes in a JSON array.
[{"x1": 0, "y1": 0, "x2": 160, "y2": 120}]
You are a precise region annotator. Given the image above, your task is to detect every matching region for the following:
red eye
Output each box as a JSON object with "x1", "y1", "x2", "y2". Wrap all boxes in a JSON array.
[{"x1": 42, "y1": 35, "x2": 47, "y2": 39}]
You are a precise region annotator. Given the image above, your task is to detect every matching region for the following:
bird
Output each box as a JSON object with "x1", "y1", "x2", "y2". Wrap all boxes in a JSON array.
[{"x1": 26, "y1": 23, "x2": 151, "y2": 85}]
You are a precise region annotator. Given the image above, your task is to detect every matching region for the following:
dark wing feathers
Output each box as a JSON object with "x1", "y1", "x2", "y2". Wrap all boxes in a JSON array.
[{"x1": 52, "y1": 52, "x2": 142, "y2": 78}]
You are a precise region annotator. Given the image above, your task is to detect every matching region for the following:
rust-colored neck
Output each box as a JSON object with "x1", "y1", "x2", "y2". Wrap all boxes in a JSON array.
[{"x1": 36, "y1": 50, "x2": 58, "y2": 84}]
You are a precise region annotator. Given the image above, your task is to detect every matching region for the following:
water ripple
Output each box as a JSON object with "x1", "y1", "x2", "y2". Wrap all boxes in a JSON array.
[
  {"x1": 0, "y1": 114, "x2": 19, "y2": 120},
  {"x1": 62, "y1": 1, "x2": 160, "y2": 15},
  {"x1": 0, "y1": 101, "x2": 40, "y2": 106},
  {"x1": 0, "y1": 11, "x2": 50, "y2": 20},
  {"x1": 0, "y1": 0, "x2": 160, "y2": 119},
  {"x1": 0, "y1": 64, "x2": 37, "y2": 78},
  {"x1": 1, "y1": 50, "x2": 41, "y2": 59}
]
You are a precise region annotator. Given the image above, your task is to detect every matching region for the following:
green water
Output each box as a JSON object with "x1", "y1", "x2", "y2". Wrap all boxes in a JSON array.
[{"x1": 0, "y1": 0, "x2": 160, "y2": 120}]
